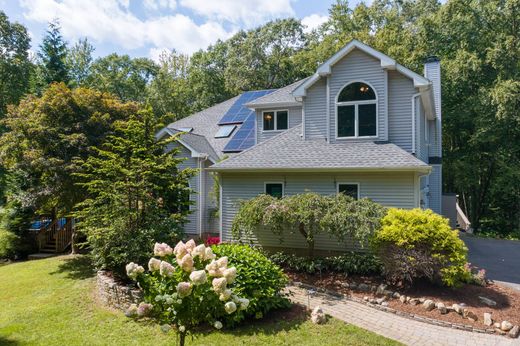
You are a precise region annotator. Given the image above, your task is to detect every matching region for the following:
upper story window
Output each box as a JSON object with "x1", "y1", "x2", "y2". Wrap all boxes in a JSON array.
[
  {"x1": 263, "y1": 110, "x2": 288, "y2": 131},
  {"x1": 337, "y1": 82, "x2": 377, "y2": 138}
]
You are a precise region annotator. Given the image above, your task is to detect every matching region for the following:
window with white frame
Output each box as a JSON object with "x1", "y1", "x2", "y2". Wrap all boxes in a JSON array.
[
  {"x1": 263, "y1": 110, "x2": 288, "y2": 131},
  {"x1": 337, "y1": 82, "x2": 377, "y2": 138},
  {"x1": 337, "y1": 183, "x2": 359, "y2": 200},
  {"x1": 264, "y1": 182, "x2": 284, "y2": 198}
]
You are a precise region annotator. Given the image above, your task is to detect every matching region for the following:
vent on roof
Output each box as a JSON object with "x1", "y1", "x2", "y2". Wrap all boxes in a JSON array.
[
  {"x1": 175, "y1": 127, "x2": 193, "y2": 133},
  {"x1": 215, "y1": 125, "x2": 236, "y2": 138}
]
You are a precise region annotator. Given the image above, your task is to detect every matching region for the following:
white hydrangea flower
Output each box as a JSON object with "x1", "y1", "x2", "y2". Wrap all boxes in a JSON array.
[
  {"x1": 219, "y1": 289, "x2": 232, "y2": 302},
  {"x1": 153, "y1": 242, "x2": 173, "y2": 257},
  {"x1": 189, "y1": 270, "x2": 207, "y2": 285},
  {"x1": 224, "y1": 301, "x2": 237, "y2": 314},
  {"x1": 176, "y1": 282, "x2": 192, "y2": 298},
  {"x1": 173, "y1": 241, "x2": 187, "y2": 259},
  {"x1": 238, "y1": 298, "x2": 249, "y2": 310},
  {"x1": 214, "y1": 321, "x2": 223, "y2": 329},
  {"x1": 206, "y1": 260, "x2": 222, "y2": 277},
  {"x1": 125, "y1": 304, "x2": 138, "y2": 317},
  {"x1": 223, "y1": 267, "x2": 237, "y2": 284},
  {"x1": 185, "y1": 239, "x2": 196, "y2": 253},
  {"x1": 159, "y1": 261, "x2": 175, "y2": 277},
  {"x1": 177, "y1": 253, "x2": 194, "y2": 272},
  {"x1": 148, "y1": 258, "x2": 161, "y2": 272},
  {"x1": 191, "y1": 244, "x2": 206, "y2": 258},
  {"x1": 161, "y1": 324, "x2": 171, "y2": 334},
  {"x1": 212, "y1": 277, "x2": 227, "y2": 294},
  {"x1": 126, "y1": 262, "x2": 144, "y2": 280},
  {"x1": 216, "y1": 256, "x2": 228, "y2": 269},
  {"x1": 204, "y1": 247, "x2": 216, "y2": 260},
  {"x1": 179, "y1": 325, "x2": 186, "y2": 332}
]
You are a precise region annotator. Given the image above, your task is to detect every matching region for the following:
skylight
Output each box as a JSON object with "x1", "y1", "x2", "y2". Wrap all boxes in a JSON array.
[{"x1": 215, "y1": 125, "x2": 237, "y2": 138}]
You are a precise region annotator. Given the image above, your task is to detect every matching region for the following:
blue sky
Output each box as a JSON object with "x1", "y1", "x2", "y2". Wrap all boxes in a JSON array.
[{"x1": 1, "y1": 0, "x2": 363, "y2": 61}]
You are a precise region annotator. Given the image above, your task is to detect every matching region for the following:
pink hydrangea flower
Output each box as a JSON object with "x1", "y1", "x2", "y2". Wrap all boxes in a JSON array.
[
  {"x1": 148, "y1": 258, "x2": 161, "y2": 272},
  {"x1": 223, "y1": 267, "x2": 237, "y2": 284},
  {"x1": 154, "y1": 242, "x2": 173, "y2": 257},
  {"x1": 206, "y1": 260, "x2": 223, "y2": 277},
  {"x1": 177, "y1": 282, "x2": 192, "y2": 298},
  {"x1": 159, "y1": 261, "x2": 175, "y2": 277},
  {"x1": 177, "y1": 253, "x2": 194, "y2": 272},
  {"x1": 126, "y1": 262, "x2": 144, "y2": 280},
  {"x1": 212, "y1": 277, "x2": 227, "y2": 294},
  {"x1": 185, "y1": 239, "x2": 196, "y2": 253},
  {"x1": 125, "y1": 304, "x2": 138, "y2": 317},
  {"x1": 189, "y1": 270, "x2": 207, "y2": 285}
]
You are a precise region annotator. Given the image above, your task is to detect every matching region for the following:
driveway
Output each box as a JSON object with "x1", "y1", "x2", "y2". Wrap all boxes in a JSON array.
[{"x1": 461, "y1": 234, "x2": 520, "y2": 290}]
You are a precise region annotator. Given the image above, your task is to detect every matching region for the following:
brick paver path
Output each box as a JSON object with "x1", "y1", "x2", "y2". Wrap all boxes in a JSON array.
[{"x1": 287, "y1": 285, "x2": 519, "y2": 346}]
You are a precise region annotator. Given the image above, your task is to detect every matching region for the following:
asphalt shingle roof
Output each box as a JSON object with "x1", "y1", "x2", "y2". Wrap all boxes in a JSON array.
[
  {"x1": 172, "y1": 131, "x2": 219, "y2": 163},
  {"x1": 210, "y1": 125, "x2": 430, "y2": 171},
  {"x1": 245, "y1": 79, "x2": 307, "y2": 107}
]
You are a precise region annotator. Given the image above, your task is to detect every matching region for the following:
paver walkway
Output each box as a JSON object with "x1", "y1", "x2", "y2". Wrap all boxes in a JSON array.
[{"x1": 287, "y1": 285, "x2": 519, "y2": 346}]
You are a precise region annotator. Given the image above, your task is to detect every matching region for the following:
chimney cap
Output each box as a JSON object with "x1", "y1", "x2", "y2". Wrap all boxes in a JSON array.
[{"x1": 425, "y1": 55, "x2": 440, "y2": 63}]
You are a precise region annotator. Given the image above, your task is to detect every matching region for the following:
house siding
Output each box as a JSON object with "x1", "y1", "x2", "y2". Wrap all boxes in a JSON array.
[
  {"x1": 388, "y1": 70, "x2": 415, "y2": 152},
  {"x1": 329, "y1": 49, "x2": 386, "y2": 143},
  {"x1": 429, "y1": 164, "x2": 442, "y2": 214},
  {"x1": 256, "y1": 107, "x2": 302, "y2": 143},
  {"x1": 221, "y1": 172, "x2": 416, "y2": 251},
  {"x1": 304, "y1": 78, "x2": 327, "y2": 140}
]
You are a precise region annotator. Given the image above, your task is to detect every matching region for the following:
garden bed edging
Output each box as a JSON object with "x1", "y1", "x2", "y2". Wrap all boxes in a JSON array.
[{"x1": 97, "y1": 270, "x2": 142, "y2": 311}]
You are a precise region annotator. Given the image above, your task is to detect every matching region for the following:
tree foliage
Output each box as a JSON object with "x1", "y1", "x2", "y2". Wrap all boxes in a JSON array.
[
  {"x1": 74, "y1": 109, "x2": 195, "y2": 273},
  {"x1": 38, "y1": 20, "x2": 69, "y2": 85},
  {"x1": 66, "y1": 38, "x2": 95, "y2": 88}
]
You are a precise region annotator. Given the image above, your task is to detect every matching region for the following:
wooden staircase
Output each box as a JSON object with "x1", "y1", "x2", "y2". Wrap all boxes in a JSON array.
[{"x1": 36, "y1": 217, "x2": 74, "y2": 254}]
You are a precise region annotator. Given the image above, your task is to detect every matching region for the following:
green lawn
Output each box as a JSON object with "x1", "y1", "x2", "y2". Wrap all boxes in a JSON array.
[{"x1": 0, "y1": 256, "x2": 400, "y2": 346}]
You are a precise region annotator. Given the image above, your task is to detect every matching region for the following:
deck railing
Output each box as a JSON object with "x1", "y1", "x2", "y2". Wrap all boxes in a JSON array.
[
  {"x1": 456, "y1": 202, "x2": 472, "y2": 233},
  {"x1": 56, "y1": 218, "x2": 73, "y2": 253}
]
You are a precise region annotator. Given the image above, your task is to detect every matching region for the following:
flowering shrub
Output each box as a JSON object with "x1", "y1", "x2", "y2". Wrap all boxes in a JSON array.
[
  {"x1": 205, "y1": 236, "x2": 220, "y2": 246},
  {"x1": 125, "y1": 240, "x2": 250, "y2": 345},
  {"x1": 464, "y1": 263, "x2": 488, "y2": 286}
]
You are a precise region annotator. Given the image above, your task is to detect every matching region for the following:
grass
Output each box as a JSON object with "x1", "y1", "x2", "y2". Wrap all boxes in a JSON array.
[{"x1": 0, "y1": 256, "x2": 401, "y2": 346}]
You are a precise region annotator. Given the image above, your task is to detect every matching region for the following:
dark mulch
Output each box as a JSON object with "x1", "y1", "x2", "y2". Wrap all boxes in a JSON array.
[{"x1": 287, "y1": 271, "x2": 520, "y2": 328}]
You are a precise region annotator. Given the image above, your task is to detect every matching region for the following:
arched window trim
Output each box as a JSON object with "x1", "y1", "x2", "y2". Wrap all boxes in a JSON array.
[{"x1": 335, "y1": 80, "x2": 378, "y2": 139}]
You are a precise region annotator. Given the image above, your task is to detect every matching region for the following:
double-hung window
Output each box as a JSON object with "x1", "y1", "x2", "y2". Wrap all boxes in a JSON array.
[
  {"x1": 263, "y1": 110, "x2": 288, "y2": 131},
  {"x1": 337, "y1": 82, "x2": 377, "y2": 138}
]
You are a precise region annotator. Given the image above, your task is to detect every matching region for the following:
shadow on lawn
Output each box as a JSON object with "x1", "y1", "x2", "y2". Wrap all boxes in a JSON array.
[
  {"x1": 0, "y1": 336, "x2": 20, "y2": 345},
  {"x1": 51, "y1": 255, "x2": 96, "y2": 280}
]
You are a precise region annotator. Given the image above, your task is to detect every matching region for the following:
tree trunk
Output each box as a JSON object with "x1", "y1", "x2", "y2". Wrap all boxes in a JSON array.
[
  {"x1": 298, "y1": 222, "x2": 314, "y2": 258},
  {"x1": 179, "y1": 331, "x2": 186, "y2": 346}
]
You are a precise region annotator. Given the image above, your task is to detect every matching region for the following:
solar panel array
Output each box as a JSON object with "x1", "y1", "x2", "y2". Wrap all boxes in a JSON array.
[
  {"x1": 221, "y1": 89, "x2": 276, "y2": 153},
  {"x1": 218, "y1": 90, "x2": 275, "y2": 125}
]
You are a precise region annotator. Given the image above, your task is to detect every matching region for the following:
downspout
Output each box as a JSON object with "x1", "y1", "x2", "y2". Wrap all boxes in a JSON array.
[
  {"x1": 411, "y1": 93, "x2": 421, "y2": 155},
  {"x1": 326, "y1": 76, "x2": 330, "y2": 143},
  {"x1": 198, "y1": 155, "x2": 208, "y2": 238}
]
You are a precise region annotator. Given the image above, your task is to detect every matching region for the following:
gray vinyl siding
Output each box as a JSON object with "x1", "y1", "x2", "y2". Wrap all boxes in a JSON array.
[
  {"x1": 167, "y1": 143, "x2": 199, "y2": 234},
  {"x1": 256, "y1": 107, "x2": 302, "y2": 143},
  {"x1": 221, "y1": 172, "x2": 416, "y2": 252},
  {"x1": 329, "y1": 49, "x2": 386, "y2": 143},
  {"x1": 304, "y1": 78, "x2": 327, "y2": 140},
  {"x1": 204, "y1": 164, "x2": 219, "y2": 233},
  {"x1": 388, "y1": 70, "x2": 415, "y2": 152},
  {"x1": 429, "y1": 165, "x2": 442, "y2": 214}
]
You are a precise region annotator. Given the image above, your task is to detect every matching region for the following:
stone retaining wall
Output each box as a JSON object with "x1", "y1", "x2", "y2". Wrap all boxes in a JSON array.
[{"x1": 97, "y1": 271, "x2": 142, "y2": 311}]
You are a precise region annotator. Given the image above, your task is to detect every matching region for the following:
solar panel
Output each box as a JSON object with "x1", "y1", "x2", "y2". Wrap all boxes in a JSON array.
[
  {"x1": 218, "y1": 90, "x2": 275, "y2": 125},
  {"x1": 222, "y1": 113, "x2": 257, "y2": 152}
]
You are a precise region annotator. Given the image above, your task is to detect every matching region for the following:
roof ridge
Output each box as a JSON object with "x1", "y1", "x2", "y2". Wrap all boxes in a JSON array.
[
  {"x1": 168, "y1": 95, "x2": 240, "y2": 128},
  {"x1": 246, "y1": 78, "x2": 308, "y2": 106},
  {"x1": 219, "y1": 124, "x2": 302, "y2": 163}
]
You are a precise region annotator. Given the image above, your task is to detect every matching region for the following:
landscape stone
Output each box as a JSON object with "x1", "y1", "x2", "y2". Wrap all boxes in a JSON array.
[
  {"x1": 495, "y1": 329, "x2": 507, "y2": 335},
  {"x1": 393, "y1": 292, "x2": 401, "y2": 299},
  {"x1": 419, "y1": 298, "x2": 426, "y2": 303},
  {"x1": 483, "y1": 313, "x2": 493, "y2": 326},
  {"x1": 358, "y1": 283, "x2": 370, "y2": 292},
  {"x1": 452, "y1": 304, "x2": 463, "y2": 314},
  {"x1": 501, "y1": 321, "x2": 514, "y2": 331},
  {"x1": 409, "y1": 298, "x2": 420, "y2": 305},
  {"x1": 381, "y1": 302, "x2": 389, "y2": 307},
  {"x1": 311, "y1": 306, "x2": 327, "y2": 324},
  {"x1": 383, "y1": 290, "x2": 394, "y2": 298},
  {"x1": 423, "y1": 299, "x2": 435, "y2": 311},
  {"x1": 436, "y1": 302, "x2": 447, "y2": 314},
  {"x1": 376, "y1": 284, "x2": 388, "y2": 295},
  {"x1": 463, "y1": 310, "x2": 478, "y2": 322},
  {"x1": 363, "y1": 296, "x2": 369, "y2": 302},
  {"x1": 376, "y1": 297, "x2": 386, "y2": 305},
  {"x1": 493, "y1": 322, "x2": 501, "y2": 329},
  {"x1": 349, "y1": 282, "x2": 357, "y2": 289},
  {"x1": 340, "y1": 282, "x2": 349, "y2": 288},
  {"x1": 478, "y1": 296, "x2": 497, "y2": 307},
  {"x1": 508, "y1": 325, "x2": 519, "y2": 339},
  {"x1": 399, "y1": 295, "x2": 407, "y2": 303}
]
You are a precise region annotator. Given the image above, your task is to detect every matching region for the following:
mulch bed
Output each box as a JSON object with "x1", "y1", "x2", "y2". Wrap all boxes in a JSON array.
[{"x1": 286, "y1": 271, "x2": 520, "y2": 329}]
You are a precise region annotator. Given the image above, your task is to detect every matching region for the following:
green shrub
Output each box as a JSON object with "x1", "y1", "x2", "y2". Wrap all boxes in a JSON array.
[
  {"x1": 0, "y1": 229, "x2": 19, "y2": 259},
  {"x1": 0, "y1": 202, "x2": 35, "y2": 259},
  {"x1": 269, "y1": 252, "x2": 382, "y2": 276},
  {"x1": 212, "y1": 244, "x2": 290, "y2": 321},
  {"x1": 372, "y1": 208, "x2": 469, "y2": 287}
]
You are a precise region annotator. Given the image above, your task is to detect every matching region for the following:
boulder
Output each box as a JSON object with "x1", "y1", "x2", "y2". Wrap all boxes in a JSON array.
[
  {"x1": 340, "y1": 282, "x2": 349, "y2": 288},
  {"x1": 478, "y1": 296, "x2": 497, "y2": 307},
  {"x1": 311, "y1": 306, "x2": 327, "y2": 324},
  {"x1": 452, "y1": 304, "x2": 463, "y2": 314},
  {"x1": 508, "y1": 325, "x2": 519, "y2": 339},
  {"x1": 381, "y1": 302, "x2": 389, "y2": 307},
  {"x1": 349, "y1": 282, "x2": 358, "y2": 290},
  {"x1": 399, "y1": 295, "x2": 407, "y2": 303},
  {"x1": 463, "y1": 310, "x2": 478, "y2": 322},
  {"x1": 363, "y1": 296, "x2": 369, "y2": 302},
  {"x1": 358, "y1": 283, "x2": 370, "y2": 292},
  {"x1": 393, "y1": 292, "x2": 401, "y2": 299},
  {"x1": 493, "y1": 322, "x2": 501, "y2": 329},
  {"x1": 376, "y1": 284, "x2": 388, "y2": 295},
  {"x1": 483, "y1": 313, "x2": 493, "y2": 326},
  {"x1": 409, "y1": 298, "x2": 420, "y2": 305},
  {"x1": 423, "y1": 299, "x2": 436, "y2": 311},
  {"x1": 495, "y1": 329, "x2": 507, "y2": 335},
  {"x1": 419, "y1": 298, "x2": 426, "y2": 303},
  {"x1": 501, "y1": 321, "x2": 514, "y2": 332},
  {"x1": 436, "y1": 302, "x2": 447, "y2": 314},
  {"x1": 376, "y1": 297, "x2": 386, "y2": 305},
  {"x1": 383, "y1": 290, "x2": 394, "y2": 298}
]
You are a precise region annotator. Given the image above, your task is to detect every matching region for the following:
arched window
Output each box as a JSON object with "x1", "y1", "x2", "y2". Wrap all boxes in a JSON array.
[{"x1": 336, "y1": 82, "x2": 377, "y2": 138}]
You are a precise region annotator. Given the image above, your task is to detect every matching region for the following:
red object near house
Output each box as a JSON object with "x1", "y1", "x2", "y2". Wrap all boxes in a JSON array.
[{"x1": 205, "y1": 236, "x2": 220, "y2": 246}]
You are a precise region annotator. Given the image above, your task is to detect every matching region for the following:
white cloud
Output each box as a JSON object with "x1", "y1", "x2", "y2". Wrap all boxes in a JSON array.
[
  {"x1": 179, "y1": 0, "x2": 294, "y2": 26},
  {"x1": 148, "y1": 47, "x2": 170, "y2": 63},
  {"x1": 301, "y1": 13, "x2": 328, "y2": 33},
  {"x1": 19, "y1": 0, "x2": 233, "y2": 54}
]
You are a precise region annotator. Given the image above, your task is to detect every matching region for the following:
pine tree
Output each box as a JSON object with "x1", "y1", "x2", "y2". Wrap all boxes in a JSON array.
[{"x1": 38, "y1": 20, "x2": 69, "y2": 85}]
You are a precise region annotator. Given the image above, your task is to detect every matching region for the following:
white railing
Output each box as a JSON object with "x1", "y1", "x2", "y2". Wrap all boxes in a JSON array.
[{"x1": 456, "y1": 202, "x2": 472, "y2": 233}]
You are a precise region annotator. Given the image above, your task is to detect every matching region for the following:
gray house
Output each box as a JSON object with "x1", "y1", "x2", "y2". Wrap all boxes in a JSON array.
[{"x1": 157, "y1": 40, "x2": 444, "y2": 252}]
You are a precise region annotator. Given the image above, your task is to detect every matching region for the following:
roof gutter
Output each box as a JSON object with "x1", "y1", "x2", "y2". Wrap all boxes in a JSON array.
[
  {"x1": 207, "y1": 166, "x2": 432, "y2": 174},
  {"x1": 245, "y1": 101, "x2": 302, "y2": 109}
]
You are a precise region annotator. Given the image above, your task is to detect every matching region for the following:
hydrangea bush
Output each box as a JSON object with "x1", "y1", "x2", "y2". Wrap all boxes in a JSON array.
[{"x1": 125, "y1": 240, "x2": 249, "y2": 345}]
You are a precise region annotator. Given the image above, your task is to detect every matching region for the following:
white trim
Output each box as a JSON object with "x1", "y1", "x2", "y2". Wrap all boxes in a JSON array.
[
  {"x1": 218, "y1": 173, "x2": 223, "y2": 241},
  {"x1": 261, "y1": 109, "x2": 289, "y2": 132},
  {"x1": 198, "y1": 157, "x2": 204, "y2": 237},
  {"x1": 209, "y1": 166, "x2": 433, "y2": 173},
  {"x1": 384, "y1": 69, "x2": 388, "y2": 141},
  {"x1": 414, "y1": 173, "x2": 420, "y2": 208},
  {"x1": 326, "y1": 76, "x2": 330, "y2": 143},
  {"x1": 264, "y1": 181, "x2": 285, "y2": 197},
  {"x1": 334, "y1": 80, "x2": 378, "y2": 139},
  {"x1": 411, "y1": 93, "x2": 421, "y2": 154},
  {"x1": 246, "y1": 101, "x2": 301, "y2": 109},
  {"x1": 302, "y1": 99, "x2": 306, "y2": 140},
  {"x1": 336, "y1": 182, "x2": 360, "y2": 199}
]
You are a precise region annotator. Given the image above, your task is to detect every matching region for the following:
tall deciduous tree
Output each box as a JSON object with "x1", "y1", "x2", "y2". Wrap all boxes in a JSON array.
[
  {"x1": 66, "y1": 38, "x2": 94, "y2": 88},
  {"x1": 38, "y1": 20, "x2": 69, "y2": 85}
]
